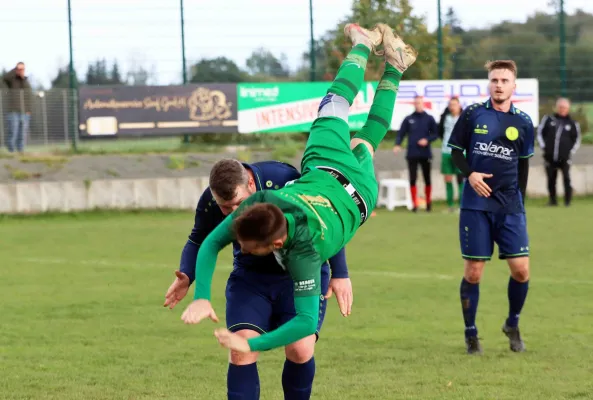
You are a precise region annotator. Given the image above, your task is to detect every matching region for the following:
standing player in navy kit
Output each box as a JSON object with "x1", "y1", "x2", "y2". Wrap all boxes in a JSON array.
[
  {"x1": 447, "y1": 60, "x2": 534, "y2": 355},
  {"x1": 394, "y1": 95, "x2": 439, "y2": 211},
  {"x1": 163, "y1": 159, "x2": 352, "y2": 399}
]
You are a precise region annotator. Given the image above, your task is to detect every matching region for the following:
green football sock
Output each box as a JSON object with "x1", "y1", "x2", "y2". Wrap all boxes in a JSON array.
[
  {"x1": 446, "y1": 181, "x2": 454, "y2": 207},
  {"x1": 352, "y1": 63, "x2": 402, "y2": 151},
  {"x1": 326, "y1": 44, "x2": 370, "y2": 105}
]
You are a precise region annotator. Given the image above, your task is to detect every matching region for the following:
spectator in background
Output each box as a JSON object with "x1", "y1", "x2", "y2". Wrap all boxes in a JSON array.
[
  {"x1": 394, "y1": 95, "x2": 438, "y2": 212},
  {"x1": 537, "y1": 97, "x2": 581, "y2": 207},
  {"x1": 438, "y1": 97, "x2": 465, "y2": 212},
  {"x1": 3, "y1": 62, "x2": 33, "y2": 153}
]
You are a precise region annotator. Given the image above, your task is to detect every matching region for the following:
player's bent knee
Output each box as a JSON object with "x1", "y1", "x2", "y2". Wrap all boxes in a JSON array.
[
  {"x1": 508, "y1": 257, "x2": 530, "y2": 282},
  {"x1": 285, "y1": 334, "x2": 316, "y2": 363},
  {"x1": 350, "y1": 138, "x2": 375, "y2": 158},
  {"x1": 229, "y1": 329, "x2": 260, "y2": 365},
  {"x1": 317, "y1": 93, "x2": 350, "y2": 123},
  {"x1": 464, "y1": 260, "x2": 485, "y2": 283},
  {"x1": 444, "y1": 175, "x2": 453, "y2": 183}
]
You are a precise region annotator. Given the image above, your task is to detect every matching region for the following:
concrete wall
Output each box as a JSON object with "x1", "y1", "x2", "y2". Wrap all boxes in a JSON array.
[{"x1": 1, "y1": 165, "x2": 592, "y2": 214}]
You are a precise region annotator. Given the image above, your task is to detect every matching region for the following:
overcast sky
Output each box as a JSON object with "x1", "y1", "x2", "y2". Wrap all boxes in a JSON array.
[{"x1": 2, "y1": 0, "x2": 592, "y2": 87}]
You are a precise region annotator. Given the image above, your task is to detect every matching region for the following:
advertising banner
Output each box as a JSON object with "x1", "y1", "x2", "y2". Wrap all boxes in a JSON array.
[
  {"x1": 78, "y1": 84, "x2": 238, "y2": 136},
  {"x1": 237, "y1": 79, "x2": 539, "y2": 133}
]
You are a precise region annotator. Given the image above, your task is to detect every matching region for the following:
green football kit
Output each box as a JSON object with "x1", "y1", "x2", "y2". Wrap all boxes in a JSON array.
[{"x1": 192, "y1": 43, "x2": 404, "y2": 352}]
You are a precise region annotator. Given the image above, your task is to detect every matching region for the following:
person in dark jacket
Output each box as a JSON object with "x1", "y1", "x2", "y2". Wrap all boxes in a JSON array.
[
  {"x1": 2, "y1": 62, "x2": 33, "y2": 153},
  {"x1": 394, "y1": 95, "x2": 439, "y2": 211},
  {"x1": 536, "y1": 97, "x2": 581, "y2": 206}
]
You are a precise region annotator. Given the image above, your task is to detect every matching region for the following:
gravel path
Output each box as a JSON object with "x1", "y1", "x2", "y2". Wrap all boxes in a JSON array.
[{"x1": 1, "y1": 147, "x2": 592, "y2": 183}]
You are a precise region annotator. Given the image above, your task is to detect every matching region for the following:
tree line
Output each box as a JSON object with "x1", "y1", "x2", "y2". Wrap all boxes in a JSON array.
[{"x1": 3, "y1": 0, "x2": 592, "y2": 104}]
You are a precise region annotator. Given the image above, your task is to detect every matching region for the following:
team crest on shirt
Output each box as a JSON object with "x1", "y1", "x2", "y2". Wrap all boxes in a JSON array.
[
  {"x1": 505, "y1": 127, "x2": 519, "y2": 141},
  {"x1": 266, "y1": 180, "x2": 273, "y2": 188}
]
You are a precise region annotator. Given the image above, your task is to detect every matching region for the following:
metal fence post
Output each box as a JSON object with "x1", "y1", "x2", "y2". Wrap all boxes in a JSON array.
[
  {"x1": 0, "y1": 91, "x2": 4, "y2": 149},
  {"x1": 437, "y1": 0, "x2": 444, "y2": 80},
  {"x1": 559, "y1": 0, "x2": 567, "y2": 97},
  {"x1": 62, "y1": 90, "x2": 69, "y2": 146},
  {"x1": 68, "y1": 0, "x2": 78, "y2": 152},
  {"x1": 20, "y1": 89, "x2": 28, "y2": 149},
  {"x1": 41, "y1": 92, "x2": 48, "y2": 147},
  {"x1": 180, "y1": 0, "x2": 190, "y2": 144},
  {"x1": 309, "y1": 0, "x2": 315, "y2": 81}
]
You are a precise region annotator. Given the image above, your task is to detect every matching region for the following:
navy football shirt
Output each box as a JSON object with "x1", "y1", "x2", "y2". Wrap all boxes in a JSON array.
[
  {"x1": 448, "y1": 99, "x2": 535, "y2": 213},
  {"x1": 178, "y1": 161, "x2": 349, "y2": 283}
]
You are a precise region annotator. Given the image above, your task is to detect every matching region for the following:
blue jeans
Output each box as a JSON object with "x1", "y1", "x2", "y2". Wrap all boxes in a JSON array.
[{"x1": 6, "y1": 112, "x2": 30, "y2": 152}]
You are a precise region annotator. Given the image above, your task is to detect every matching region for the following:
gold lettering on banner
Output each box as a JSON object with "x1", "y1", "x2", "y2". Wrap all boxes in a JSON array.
[
  {"x1": 188, "y1": 88, "x2": 233, "y2": 122},
  {"x1": 83, "y1": 87, "x2": 235, "y2": 127}
]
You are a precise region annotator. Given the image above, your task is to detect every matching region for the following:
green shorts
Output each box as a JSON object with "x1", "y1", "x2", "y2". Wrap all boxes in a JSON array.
[
  {"x1": 441, "y1": 152, "x2": 461, "y2": 175},
  {"x1": 300, "y1": 116, "x2": 378, "y2": 226}
]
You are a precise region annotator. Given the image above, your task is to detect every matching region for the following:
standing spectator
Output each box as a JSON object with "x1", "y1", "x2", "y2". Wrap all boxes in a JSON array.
[
  {"x1": 537, "y1": 97, "x2": 581, "y2": 207},
  {"x1": 438, "y1": 97, "x2": 465, "y2": 212},
  {"x1": 394, "y1": 95, "x2": 439, "y2": 212},
  {"x1": 3, "y1": 62, "x2": 33, "y2": 153}
]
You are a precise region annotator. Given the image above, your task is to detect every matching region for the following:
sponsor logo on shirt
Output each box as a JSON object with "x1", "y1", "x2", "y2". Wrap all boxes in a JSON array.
[
  {"x1": 473, "y1": 141, "x2": 514, "y2": 161},
  {"x1": 474, "y1": 124, "x2": 488, "y2": 134},
  {"x1": 295, "y1": 279, "x2": 316, "y2": 292}
]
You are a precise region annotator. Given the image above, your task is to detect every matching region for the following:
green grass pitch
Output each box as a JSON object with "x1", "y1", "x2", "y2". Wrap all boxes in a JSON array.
[{"x1": 1, "y1": 199, "x2": 593, "y2": 399}]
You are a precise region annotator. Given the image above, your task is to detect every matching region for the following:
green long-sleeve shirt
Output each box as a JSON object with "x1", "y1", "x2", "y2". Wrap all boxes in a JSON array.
[{"x1": 193, "y1": 169, "x2": 358, "y2": 352}]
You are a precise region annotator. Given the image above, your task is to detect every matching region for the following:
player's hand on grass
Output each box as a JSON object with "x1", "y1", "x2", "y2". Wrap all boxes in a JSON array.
[
  {"x1": 468, "y1": 172, "x2": 493, "y2": 197},
  {"x1": 325, "y1": 278, "x2": 353, "y2": 317},
  {"x1": 392, "y1": 145, "x2": 402, "y2": 155},
  {"x1": 181, "y1": 299, "x2": 219, "y2": 324},
  {"x1": 417, "y1": 138, "x2": 429, "y2": 147},
  {"x1": 214, "y1": 328, "x2": 251, "y2": 353},
  {"x1": 163, "y1": 270, "x2": 190, "y2": 309}
]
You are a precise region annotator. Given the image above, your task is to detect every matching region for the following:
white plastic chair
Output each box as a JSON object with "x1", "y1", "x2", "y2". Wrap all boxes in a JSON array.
[{"x1": 377, "y1": 179, "x2": 414, "y2": 211}]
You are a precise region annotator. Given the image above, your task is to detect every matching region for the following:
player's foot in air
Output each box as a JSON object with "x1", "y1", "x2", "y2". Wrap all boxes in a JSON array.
[
  {"x1": 343, "y1": 23, "x2": 383, "y2": 53},
  {"x1": 502, "y1": 323, "x2": 526, "y2": 352},
  {"x1": 465, "y1": 336, "x2": 482, "y2": 355},
  {"x1": 376, "y1": 23, "x2": 418, "y2": 73}
]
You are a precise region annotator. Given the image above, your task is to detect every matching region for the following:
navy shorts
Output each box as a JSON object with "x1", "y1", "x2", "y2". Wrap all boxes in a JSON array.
[
  {"x1": 459, "y1": 209, "x2": 529, "y2": 261},
  {"x1": 225, "y1": 264, "x2": 330, "y2": 340}
]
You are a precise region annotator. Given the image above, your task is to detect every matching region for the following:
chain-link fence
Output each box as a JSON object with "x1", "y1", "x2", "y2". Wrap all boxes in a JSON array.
[
  {"x1": 0, "y1": 89, "x2": 76, "y2": 151},
  {"x1": 2, "y1": 1, "x2": 592, "y2": 154}
]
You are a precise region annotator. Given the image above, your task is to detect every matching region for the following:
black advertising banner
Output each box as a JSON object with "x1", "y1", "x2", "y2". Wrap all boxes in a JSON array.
[{"x1": 78, "y1": 84, "x2": 238, "y2": 136}]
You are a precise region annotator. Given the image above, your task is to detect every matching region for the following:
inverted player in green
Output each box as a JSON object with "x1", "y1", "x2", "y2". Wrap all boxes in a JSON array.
[{"x1": 181, "y1": 23, "x2": 418, "y2": 353}]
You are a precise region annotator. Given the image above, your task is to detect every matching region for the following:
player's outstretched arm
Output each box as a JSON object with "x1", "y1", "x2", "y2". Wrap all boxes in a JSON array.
[
  {"x1": 246, "y1": 294, "x2": 319, "y2": 352},
  {"x1": 216, "y1": 250, "x2": 323, "y2": 353},
  {"x1": 193, "y1": 213, "x2": 234, "y2": 300},
  {"x1": 326, "y1": 248, "x2": 353, "y2": 317},
  {"x1": 180, "y1": 214, "x2": 234, "y2": 325},
  {"x1": 214, "y1": 294, "x2": 318, "y2": 353},
  {"x1": 164, "y1": 189, "x2": 220, "y2": 309},
  {"x1": 179, "y1": 189, "x2": 220, "y2": 284}
]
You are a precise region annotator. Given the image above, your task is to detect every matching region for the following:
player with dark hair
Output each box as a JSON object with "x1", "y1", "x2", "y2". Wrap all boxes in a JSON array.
[
  {"x1": 164, "y1": 158, "x2": 352, "y2": 399},
  {"x1": 447, "y1": 60, "x2": 534, "y2": 354},
  {"x1": 179, "y1": 23, "x2": 418, "y2": 356}
]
